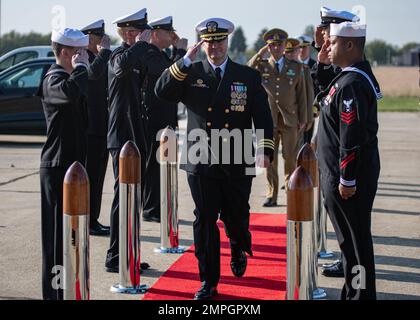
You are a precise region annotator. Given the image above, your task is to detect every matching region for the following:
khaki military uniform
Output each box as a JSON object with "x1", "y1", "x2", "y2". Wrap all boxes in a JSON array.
[
  {"x1": 299, "y1": 63, "x2": 315, "y2": 147},
  {"x1": 248, "y1": 53, "x2": 308, "y2": 200}
]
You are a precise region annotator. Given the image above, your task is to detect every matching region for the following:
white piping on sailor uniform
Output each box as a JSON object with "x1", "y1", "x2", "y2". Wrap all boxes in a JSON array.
[{"x1": 342, "y1": 67, "x2": 383, "y2": 100}]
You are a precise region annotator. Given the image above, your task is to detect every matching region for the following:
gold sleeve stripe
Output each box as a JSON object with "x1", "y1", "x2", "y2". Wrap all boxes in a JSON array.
[
  {"x1": 173, "y1": 63, "x2": 188, "y2": 77},
  {"x1": 258, "y1": 144, "x2": 275, "y2": 149},
  {"x1": 170, "y1": 65, "x2": 186, "y2": 79},
  {"x1": 169, "y1": 67, "x2": 184, "y2": 81},
  {"x1": 257, "y1": 144, "x2": 275, "y2": 150},
  {"x1": 169, "y1": 65, "x2": 186, "y2": 81}
]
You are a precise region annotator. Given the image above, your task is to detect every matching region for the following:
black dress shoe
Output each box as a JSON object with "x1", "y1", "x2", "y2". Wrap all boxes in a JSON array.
[
  {"x1": 105, "y1": 264, "x2": 119, "y2": 273},
  {"x1": 97, "y1": 222, "x2": 110, "y2": 230},
  {"x1": 142, "y1": 213, "x2": 161, "y2": 223},
  {"x1": 322, "y1": 260, "x2": 344, "y2": 278},
  {"x1": 90, "y1": 222, "x2": 110, "y2": 237},
  {"x1": 231, "y1": 249, "x2": 247, "y2": 278},
  {"x1": 194, "y1": 284, "x2": 218, "y2": 300},
  {"x1": 263, "y1": 198, "x2": 277, "y2": 207}
]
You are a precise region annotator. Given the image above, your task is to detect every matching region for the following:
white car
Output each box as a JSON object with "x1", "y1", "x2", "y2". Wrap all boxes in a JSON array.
[{"x1": 0, "y1": 46, "x2": 54, "y2": 73}]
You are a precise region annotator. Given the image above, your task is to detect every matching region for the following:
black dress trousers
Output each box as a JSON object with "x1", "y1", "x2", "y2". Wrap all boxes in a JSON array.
[
  {"x1": 321, "y1": 167, "x2": 379, "y2": 300},
  {"x1": 86, "y1": 135, "x2": 109, "y2": 225},
  {"x1": 40, "y1": 167, "x2": 66, "y2": 300},
  {"x1": 187, "y1": 173, "x2": 253, "y2": 287},
  {"x1": 143, "y1": 129, "x2": 162, "y2": 219}
]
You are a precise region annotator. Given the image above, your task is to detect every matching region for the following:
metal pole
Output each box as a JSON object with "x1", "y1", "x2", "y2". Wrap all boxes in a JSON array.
[
  {"x1": 287, "y1": 166, "x2": 314, "y2": 300},
  {"x1": 63, "y1": 162, "x2": 90, "y2": 300},
  {"x1": 297, "y1": 144, "x2": 327, "y2": 300},
  {"x1": 155, "y1": 127, "x2": 185, "y2": 254},
  {"x1": 111, "y1": 141, "x2": 148, "y2": 294}
]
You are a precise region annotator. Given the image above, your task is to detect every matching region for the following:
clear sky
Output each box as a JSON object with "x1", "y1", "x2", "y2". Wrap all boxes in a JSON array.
[{"x1": 1, "y1": 0, "x2": 419, "y2": 47}]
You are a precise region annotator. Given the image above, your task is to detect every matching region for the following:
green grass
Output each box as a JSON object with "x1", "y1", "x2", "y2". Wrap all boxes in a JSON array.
[{"x1": 378, "y1": 96, "x2": 420, "y2": 112}]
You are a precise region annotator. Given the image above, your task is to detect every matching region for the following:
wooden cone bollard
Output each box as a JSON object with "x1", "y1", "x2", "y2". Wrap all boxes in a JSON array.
[
  {"x1": 111, "y1": 141, "x2": 148, "y2": 294},
  {"x1": 287, "y1": 166, "x2": 314, "y2": 300},
  {"x1": 155, "y1": 127, "x2": 185, "y2": 254},
  {"x1": 297, "y1": 144, "x2": 327, "y2": 300},
  {"x1": 63, "y1": 162, "x2": 90, "y2": 300}
]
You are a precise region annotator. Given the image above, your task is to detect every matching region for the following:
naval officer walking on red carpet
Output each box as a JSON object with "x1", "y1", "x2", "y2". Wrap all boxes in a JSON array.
[{"x1": 155, "y1": 17, "x2": 274, "y2": 300}]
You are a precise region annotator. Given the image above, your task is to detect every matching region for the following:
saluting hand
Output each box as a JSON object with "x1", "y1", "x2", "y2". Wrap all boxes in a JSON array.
[
  {"x1": 98, "y1": 34, "x2": 111, "y2": 51},
  {"x1": 72, "y1": 49, "x2": 89, "y2": 68},
  {"x1": 258, "y1": 44, "x2": 269, "y2": 56},
  {"x1": 318, "y1": 39, "x2": 331, "y2": 65},
  {"x1": 339, "y1": 185, "x2": 357, "y2": 200},
  {"x1": 314, "y1": 26, "x2": 324, "y2": 48},
  {"x1": 175, "y1": 38, "x2": 188, "y2": 51},
  {"x1": 136, "y1": 29, "x2": 151, "y2": 43},
  {"x1": 185, "y1": 40, "x2": 204, "y2": 61}
]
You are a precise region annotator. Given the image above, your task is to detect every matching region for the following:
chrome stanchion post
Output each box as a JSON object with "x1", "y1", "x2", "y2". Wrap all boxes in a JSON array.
[
  {"x1": 318, "y1": 187, "x2": 334, "y2": 259},
  {"x1": 111, "y1": 141, "x2": 149, "y2": 294},
  {"x1": 311, "y1": 142, "x2": 334, "y2": 260},
  {"x1": 287, "y1": 166, "x2": 314, "y2": 300},
  {"x1": 297, "y1": 144, "x2": 327, "y2": 300},
  {"x1": 63, "y1": 162, "x2": 90, "y2": 300},
  {"x1": 155, "y1": 127, "x2": 185, "y2": 254}
]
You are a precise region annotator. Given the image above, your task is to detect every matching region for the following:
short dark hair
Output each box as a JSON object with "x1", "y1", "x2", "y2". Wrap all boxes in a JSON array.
[
  {"x1": 51, "y1": 42, "x2": 72, "y2": 57},
  {"x1": 346, "y1": 37, "x2": 366, "y2": 52}
]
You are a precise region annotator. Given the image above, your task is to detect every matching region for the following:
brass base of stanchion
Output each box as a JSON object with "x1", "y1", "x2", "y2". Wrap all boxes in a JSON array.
[
  {"x1": 313, "y1": 288, "x2": 328, "y2": 300},
  {"x1": 154, "y1": 247, "x2": 186, "y2": 254},
  {"x1": 318, "y1": 251, "x2": 335, "y2": 259},
  {"x1": 110, "y1": 284, "x2": 149, "y2": 295}
]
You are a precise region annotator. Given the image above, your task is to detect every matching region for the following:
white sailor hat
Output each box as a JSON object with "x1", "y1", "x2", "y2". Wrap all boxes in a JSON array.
[
  {"x1": 330, "y1": 22, "x2": 367, "y2": 38},
  {"x1": 298, "y1": 35, "x2": 313, "y2": 47},
  {"x1": 320, "y1": 6, "x2": 360, "y2": 27},
  {"x1": 51, "y1": 28, "x2": 89, "y2": 47},
  {"x1": 112, "y1": 8, "x2": 151, "y2": 29},
  {"x1": 195, "y1": 18, "x2": 235, "y2": 42},
  {"x1": 81, "y1": 19, "x2": 105, "y2": 36},
  {"x1": 149, "y1": 16, "x2": 175, "y2": 31}
]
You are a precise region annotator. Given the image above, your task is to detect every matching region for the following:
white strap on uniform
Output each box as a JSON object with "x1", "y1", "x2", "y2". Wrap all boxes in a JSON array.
[{"x1": 342, "y1": 67, "x2": 383, "y2": 100}]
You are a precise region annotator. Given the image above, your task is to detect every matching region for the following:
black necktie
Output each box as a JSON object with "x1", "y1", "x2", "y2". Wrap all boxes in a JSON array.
[
  {"x1": 275, "y1": 62, "x2": 280, "y2": 74},
  {"x1": 215, "y1": 67, "x2": 222, "y2": 84}
]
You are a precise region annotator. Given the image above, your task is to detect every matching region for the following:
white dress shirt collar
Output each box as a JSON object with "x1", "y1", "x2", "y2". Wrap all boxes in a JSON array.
[{"x1": 208, "y1": 57, "x2": 229, "y2": 77}]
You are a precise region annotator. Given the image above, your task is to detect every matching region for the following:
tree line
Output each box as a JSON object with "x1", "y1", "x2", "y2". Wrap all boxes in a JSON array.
[{"x1": 1, "y1": 28, "x2": 418, "y2": 66}]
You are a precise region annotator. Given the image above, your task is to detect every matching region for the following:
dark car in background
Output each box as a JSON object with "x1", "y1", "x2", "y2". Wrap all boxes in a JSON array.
[{"x1": 0, "y1": 58, "x2": 55, "y2": 135}]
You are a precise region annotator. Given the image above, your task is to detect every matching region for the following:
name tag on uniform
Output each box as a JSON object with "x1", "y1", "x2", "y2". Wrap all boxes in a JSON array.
[{"x1": 230, "y1": 82, "x2": 248, "y2": 112}]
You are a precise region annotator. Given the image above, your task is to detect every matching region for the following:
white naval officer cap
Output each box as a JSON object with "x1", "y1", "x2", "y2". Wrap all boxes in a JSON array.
[
  {"x1": 81, "y1": 19, "x2": 105, "y2": 36},
  {"x1": 51, "y1": 28, "x2": 89, "y2": 47},
  {"x1": 195, "y1": 18, "x2": 235, "y2": 42},
  {"x1": 330, "y1": 22, "x2": 367, "y2": 38},
  {"x1": 320, "y1": 6, "x2": 360, "y2": 27},
  {"x1": 112, "y1": 8, "x2": 151, "y2": 29},
  {"x1": 149, "y1": 16, "x2": 176, "y2": 31},
  {"x1": 297, "y1": 35, "x2": 313, "y2": 47}
]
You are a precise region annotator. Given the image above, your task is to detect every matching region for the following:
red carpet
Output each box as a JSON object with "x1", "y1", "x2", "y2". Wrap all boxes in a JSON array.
[{"x1": 143, "y1": 214, "x2": 287, "y2": 300}]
